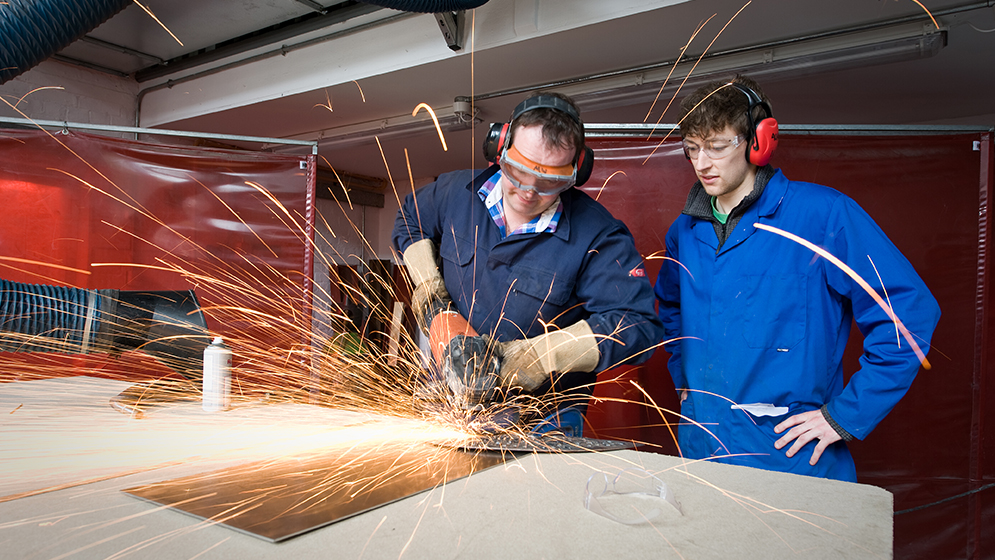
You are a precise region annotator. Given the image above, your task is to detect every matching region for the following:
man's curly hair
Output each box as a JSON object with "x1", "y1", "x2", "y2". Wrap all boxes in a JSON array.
[{"x1": 679, "y1": 75, "x2": 771, "y2": 141}]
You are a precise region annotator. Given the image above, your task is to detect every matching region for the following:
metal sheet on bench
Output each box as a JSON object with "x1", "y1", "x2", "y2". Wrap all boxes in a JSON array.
[{"x1": 124, "y1": 442, "x2": 506, "y2": 542}]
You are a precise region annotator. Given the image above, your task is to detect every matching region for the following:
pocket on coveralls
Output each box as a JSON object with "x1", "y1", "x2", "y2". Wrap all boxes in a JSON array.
[
  {"x1": 509, "y1": 266, "x2": 572, "y2": 307},
  {"x1": 439, "y1": 234, "x2": 476, "y2": 268}
]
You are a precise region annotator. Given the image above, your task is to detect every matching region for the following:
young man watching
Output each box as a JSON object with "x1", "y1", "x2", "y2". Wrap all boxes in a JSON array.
[
  {"x1": 393, "y1": 92, "x2": 662, "y2": 432},
  {"x1": 654, "y1": 76, "x2": 940, "y2": 481}
]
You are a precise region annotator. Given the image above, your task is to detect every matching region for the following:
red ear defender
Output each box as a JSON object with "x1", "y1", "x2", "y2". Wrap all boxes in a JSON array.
[
  {"x1": 575, "y1": 146, "x2": 594, "y2": 187},
  {"x1": 750, "y1": 117, "x2": 779, "y2": 166},
  {"x1": 729, "y1": 81, "x2": 778, "y2": 167},
  {"x1": 482, "y1": 122, "x2": 511, "y2": 163}
]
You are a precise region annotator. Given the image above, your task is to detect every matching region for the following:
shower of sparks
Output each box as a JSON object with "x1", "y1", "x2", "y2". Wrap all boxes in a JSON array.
[
  {"x1": 411, "y1": 103, "x2": 448, "y2": 152},
  {"x1": 132, "y1": 0, "x2": 184, "y2": 46},
  {"x1": 754, "y1": 222, "x2": 931, "y2": 369}
]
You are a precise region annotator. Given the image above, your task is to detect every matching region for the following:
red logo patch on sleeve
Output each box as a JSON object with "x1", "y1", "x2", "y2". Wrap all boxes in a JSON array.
[{"x1": 629, "y1": 265, "x2": 646, "y2": 277}]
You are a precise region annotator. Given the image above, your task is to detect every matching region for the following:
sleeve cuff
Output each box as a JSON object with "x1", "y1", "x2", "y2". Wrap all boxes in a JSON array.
[{"x1": 821, "y1": 404, "x2": 854, "y2": 442}]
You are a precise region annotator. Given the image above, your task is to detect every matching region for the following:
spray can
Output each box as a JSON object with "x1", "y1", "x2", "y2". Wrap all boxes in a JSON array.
[{"x1": 203, "y1": 336, "x2": 232, "y2": 412}]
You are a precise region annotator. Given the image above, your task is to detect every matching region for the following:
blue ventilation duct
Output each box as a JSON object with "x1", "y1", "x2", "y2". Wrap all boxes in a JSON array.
[
  {"x1": 360, "y1": 0, "x2": 488, "y2": 13},
  {"x1": 0, "y1": 0, "x2": 131, "y2": 84},
  {"x1": 1, "y1": 279, "x2": 210, "y2": 383}
]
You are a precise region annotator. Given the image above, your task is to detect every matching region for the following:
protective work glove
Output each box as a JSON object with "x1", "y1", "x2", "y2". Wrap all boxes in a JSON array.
[
  {"x1": 403, "y1": 239, "x2": 454, "y2": 334},
  {"x1": 496, "y1": 321, "x2": 600, "y2": 392}
]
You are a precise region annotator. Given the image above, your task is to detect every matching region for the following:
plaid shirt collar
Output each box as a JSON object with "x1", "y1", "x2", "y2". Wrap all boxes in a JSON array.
[{"x1": 477, "y1": 169, "x2": 563, "y2": 238}]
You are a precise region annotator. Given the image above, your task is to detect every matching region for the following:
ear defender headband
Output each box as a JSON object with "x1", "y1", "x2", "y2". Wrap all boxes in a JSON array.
[
  {"x1": 482, "y1": 94, "x2": 594, "y2": 187},
  {"x1": 729, "y1": 82, "x2": 778, "y2": 166}
]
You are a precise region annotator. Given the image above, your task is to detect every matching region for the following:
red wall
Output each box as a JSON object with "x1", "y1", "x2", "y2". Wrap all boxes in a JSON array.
[{"x1": 0, "y1": 129, "x2": 313, "y2": 395}]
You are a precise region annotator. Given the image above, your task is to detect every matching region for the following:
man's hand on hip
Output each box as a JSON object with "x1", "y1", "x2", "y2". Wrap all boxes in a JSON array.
[{"x1": 773, "y1": 409, "x2": 842, "y2": 466}]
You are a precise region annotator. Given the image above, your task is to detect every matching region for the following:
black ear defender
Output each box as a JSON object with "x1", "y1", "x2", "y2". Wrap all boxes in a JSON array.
[
  {"x1": 728, "y1": 82, "x2": 778, "y2": 166},
  {"x1": 482, "y1": 94, "x2": 594, "y2": 187}
]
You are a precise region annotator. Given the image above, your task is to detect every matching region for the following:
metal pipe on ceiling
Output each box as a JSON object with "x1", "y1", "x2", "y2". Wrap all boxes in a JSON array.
[
  {"x1": 357, "y1": 0, "x2": 488, "y2": 12},
  {"x1": 134, "y1": 10, "x2": 415, "y2": 128},
  {"x1": 134, "y1": 1, "x2": 385, "y2": 83}
]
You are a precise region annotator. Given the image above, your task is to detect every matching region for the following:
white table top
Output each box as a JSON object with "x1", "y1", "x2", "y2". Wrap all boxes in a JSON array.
[{"x1": 0, "y1": 377, "x2": 892, "y2": 559}]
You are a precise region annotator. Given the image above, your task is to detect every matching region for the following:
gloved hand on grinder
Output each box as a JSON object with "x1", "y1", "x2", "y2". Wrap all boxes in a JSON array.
[
  {"x1": 404, "y1": 240, "x2": 500, "y2": 404},
  {"x1": 403, "y1": 239, "x2": 600, "y2": 403},
  {"x1": 494, "y1": 320, "x2": 600, "y2": 393},
  {"x1": 403, "y1": 239, "x2": 454, "y2": 334},
  {"x1": 443, "y1": 321, "x2": 600, "y2": 404}
]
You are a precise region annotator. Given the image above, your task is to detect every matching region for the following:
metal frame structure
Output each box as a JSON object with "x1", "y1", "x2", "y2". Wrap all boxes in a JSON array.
[{"x1": 0, "y1": 116, "x2": 319, "y2": 154}]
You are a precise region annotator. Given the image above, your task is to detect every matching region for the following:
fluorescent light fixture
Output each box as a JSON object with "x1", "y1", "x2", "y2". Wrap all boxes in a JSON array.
[
  {"x1": 292, "y1": 21, "x2": 945, "y2": 148},
  {"x1": 567, "y1": 22, "x2": 946, "y2": 113}
]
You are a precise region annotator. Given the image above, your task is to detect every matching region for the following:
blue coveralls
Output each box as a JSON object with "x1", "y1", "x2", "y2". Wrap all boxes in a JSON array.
[
  {"x1": 393, "y1": 166, "x2": 663, "y2": 409},
  {"x1": 654, "y1": 170, "x2": 940, "y2": 481}
]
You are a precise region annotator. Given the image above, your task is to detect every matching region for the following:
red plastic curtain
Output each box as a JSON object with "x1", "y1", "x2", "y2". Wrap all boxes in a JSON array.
[
  {"x1": 0, "y1": 128, "x2": 314, "y2": 395},
  {"x1": 583, "y1": 132, "x2": 994, "y2": 559}
]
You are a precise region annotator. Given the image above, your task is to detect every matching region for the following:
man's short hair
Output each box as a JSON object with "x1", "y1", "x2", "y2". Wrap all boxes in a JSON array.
[
  {"x1": 509, "y1": 91, "x2": 585, "y2": 160},
  {"x1": 679, "y1": 75, "x2": 771, "y2": 140}
]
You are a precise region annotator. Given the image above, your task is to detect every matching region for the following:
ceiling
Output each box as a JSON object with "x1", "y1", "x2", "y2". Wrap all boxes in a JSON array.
[{"x1": 44, "y1": 0, "x2": 995, "y2": 180}]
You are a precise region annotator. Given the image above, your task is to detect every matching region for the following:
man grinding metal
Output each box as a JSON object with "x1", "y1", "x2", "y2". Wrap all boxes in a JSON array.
[{"x1": 392, "y1": 92, "x2": 663, "y2": 434}]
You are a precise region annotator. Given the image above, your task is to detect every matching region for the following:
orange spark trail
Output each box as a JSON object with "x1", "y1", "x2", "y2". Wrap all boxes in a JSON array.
[
  {"x1": 910, "y1": 0, "x2": 940, "y2": 29},
  {"x1": 319, "y1": 155, "x2": 354, "y2": 209},
  {"x1": 0, "y1": 256, "x2": 91, "y2": 276},
  {"x1": 132, "y1": 0, "x2": 183, "y2": 46},
  {"x1": 412, "y1": 103, "x2": 448, "y2": 151},
  {"x1": 314, "y1": 90, "x2": 333, "y2": 113},
  {"x1": 642, "y1": 1, "x2": 753, "y2": 162},
  {"x1": 593, "y1": 170, "x2": 627, "y2": 201},
  {"x1": 352, "y1": 80, "x2": 366, "y2": 102},
  {"x1": 754, "y1": 222, "x2": 930, "y2": 369},
  {"x1": 643, "y1": 15, "x2": 715, "y2": 125},
  {"x1": 642, "y1": 82, "x2": 736, "y2": 165},
  {"x1": 11, "y1": 86, "x2": 65, "y2": 108}
]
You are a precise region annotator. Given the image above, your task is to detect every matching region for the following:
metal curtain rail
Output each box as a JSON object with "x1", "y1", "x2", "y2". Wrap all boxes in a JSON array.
[
  {"x1": 584, "y1": 123, "x2": 995, "y2": 137},
  {"x1": 0, "y1": 116, "x2": 318, "y2": 154}
]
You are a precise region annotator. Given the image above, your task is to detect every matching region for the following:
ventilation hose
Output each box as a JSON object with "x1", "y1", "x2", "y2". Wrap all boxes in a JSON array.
[
  {"x1": 359, "y1": 0, "x2": 489, "y2": 13},
  {"x1": 0, "y1": 279, "x2": 103, "y2": 353},
  {"x1": 0, "y1": 0, "x2": 132, "y2": 84},
  {"x1": 1, "y1": 278, "x2": 210, "y2": 382}
]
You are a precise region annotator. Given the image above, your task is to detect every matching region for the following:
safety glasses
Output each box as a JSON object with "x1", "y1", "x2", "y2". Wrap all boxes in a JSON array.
[
  {"x1": 499, "y1": 144, "x2": 577, "y2": 196},
  {"x1": 682, "y1": 134, "x2": 745, "y2": 161}
]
